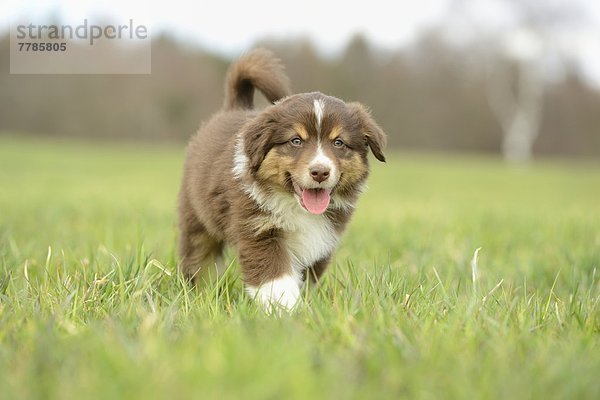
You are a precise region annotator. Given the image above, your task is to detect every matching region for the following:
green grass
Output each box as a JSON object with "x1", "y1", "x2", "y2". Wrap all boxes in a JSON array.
[{"x1": 0, "y1": 134, "x2": 599, "y2": 400}]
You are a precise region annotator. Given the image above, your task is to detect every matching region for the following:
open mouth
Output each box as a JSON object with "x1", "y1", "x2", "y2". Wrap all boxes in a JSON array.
[{"x1": 292, "y1": 184, "x2": 332, "y2": 215}]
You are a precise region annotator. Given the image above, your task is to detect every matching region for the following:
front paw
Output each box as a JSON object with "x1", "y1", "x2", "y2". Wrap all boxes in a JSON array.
[{"x1": 246, "y1": 274, "x2": 301, "y2": 314}]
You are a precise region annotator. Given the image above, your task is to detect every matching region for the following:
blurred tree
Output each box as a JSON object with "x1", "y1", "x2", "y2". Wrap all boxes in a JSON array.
[
  {"x1": 487, "y1": 29, "x2": 544, "y2": 163},
  {"x1": 1, "y1": 21, "x2": 599, "y2": 158},
  {"x1": 447, "y1": 0, "x2": 587, "y2": 162}
]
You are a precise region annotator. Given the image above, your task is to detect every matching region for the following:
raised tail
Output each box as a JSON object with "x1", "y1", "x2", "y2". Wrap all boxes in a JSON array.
[{"x1": 224, "y1": 48, "x2": 291, "y2": 110}]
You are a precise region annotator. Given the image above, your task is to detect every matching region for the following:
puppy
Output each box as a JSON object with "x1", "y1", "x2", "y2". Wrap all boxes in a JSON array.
[{"x1": 178, "y1": 48, "x2": 386, "y2": 312}]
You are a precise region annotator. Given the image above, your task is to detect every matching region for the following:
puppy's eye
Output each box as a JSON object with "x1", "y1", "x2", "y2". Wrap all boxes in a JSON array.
[
  {"x1": 333, "y1": 138, "x2": 345, "y2": 148},
  {"x1": 290, "y1": 137, "x2": 303, "y2": 147}
]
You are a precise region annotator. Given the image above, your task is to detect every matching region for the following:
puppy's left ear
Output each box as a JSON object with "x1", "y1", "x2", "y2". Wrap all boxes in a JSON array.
[
  {"x1": 242, "y1": 112, "x2": 276, "y2": 173},
  {"x1": 348, "y1": 102, "x2": 387, "y2": 162}
]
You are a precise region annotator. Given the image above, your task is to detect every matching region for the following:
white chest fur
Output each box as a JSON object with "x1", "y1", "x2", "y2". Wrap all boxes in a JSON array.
[{"x1": 284, "y1": 211, "x2": 338, "y2": 279}]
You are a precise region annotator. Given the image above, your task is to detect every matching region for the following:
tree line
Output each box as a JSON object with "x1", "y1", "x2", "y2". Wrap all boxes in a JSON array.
[{"x1": 1, "y1": 32, "x2": 599, "y2": 157}]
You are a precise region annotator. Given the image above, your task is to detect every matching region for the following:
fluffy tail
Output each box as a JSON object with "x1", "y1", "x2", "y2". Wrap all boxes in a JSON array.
[{"x1": 224, "y1": 48, "x2": 291, "y2": 110}]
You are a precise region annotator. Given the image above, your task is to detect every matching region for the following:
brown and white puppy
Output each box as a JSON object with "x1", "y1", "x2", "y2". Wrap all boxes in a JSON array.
[{"x1": 178, "y1": 48, "x2": 386, "y2": 312}]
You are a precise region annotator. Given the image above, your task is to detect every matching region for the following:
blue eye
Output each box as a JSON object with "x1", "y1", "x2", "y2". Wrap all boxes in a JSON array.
[
  {"x1": 333, "y1": 138, "x2": 344, "y2": 148},
  {"x1": 290, "y1": 137, "x2": 303, "y2": 146}
]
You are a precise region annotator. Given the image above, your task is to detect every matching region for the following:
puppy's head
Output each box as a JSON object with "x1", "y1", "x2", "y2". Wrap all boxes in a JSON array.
[{"x1": 238, "y1": 93, "x2": 386, "y2": 214}]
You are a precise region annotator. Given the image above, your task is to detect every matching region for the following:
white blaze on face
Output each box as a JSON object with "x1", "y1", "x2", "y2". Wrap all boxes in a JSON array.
[
  {"x1": 313, "y1": 98, "x2": 324, "y2": 135},
  {"x1": 308, "y1": 97, "x2": 337, "y2": 185}
]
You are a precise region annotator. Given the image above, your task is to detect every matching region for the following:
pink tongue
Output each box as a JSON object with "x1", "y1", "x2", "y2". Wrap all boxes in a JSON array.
[{"x1": 301, "y1": 189, "x2": 331, "y2": 215}]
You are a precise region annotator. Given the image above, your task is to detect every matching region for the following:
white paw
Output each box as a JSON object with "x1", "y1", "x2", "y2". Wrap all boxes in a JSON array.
[{"x1": 247, "y1": 274, "x2": 301, "y2": 314}]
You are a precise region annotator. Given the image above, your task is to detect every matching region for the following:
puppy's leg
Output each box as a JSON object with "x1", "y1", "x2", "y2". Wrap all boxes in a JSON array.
[
  {"x1": 238, "y1": 231, "x2": 300, "y2": 313},
  {"x1": 305, "y1": 257, "x2": 331, "y2": 286},
  {"x1": 179, "y1": 217, "x2": 225, "y2": 286}
]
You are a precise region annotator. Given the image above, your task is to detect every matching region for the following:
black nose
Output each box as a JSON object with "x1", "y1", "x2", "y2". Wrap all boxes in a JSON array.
[{"x1": 310, "y1": 164, "x2": 330, "y2": 183}]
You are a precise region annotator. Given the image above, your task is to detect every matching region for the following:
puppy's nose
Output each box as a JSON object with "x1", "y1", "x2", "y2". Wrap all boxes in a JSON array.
[{"x1": 310, "y1": 164, "x2": 330, "y2": 183}]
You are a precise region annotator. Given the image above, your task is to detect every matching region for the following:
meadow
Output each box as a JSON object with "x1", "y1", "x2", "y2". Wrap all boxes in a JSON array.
[{"x1": 0, "y1": 135, "x2": 598, "y2": 399}]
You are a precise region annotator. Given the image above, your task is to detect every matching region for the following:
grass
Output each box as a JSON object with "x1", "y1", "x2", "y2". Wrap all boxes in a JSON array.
[{"x1": 0, "y1": 134, "x2": 599, "y2": 399}]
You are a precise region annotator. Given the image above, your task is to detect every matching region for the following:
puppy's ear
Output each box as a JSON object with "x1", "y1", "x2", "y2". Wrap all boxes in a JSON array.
[
  {"x1": 242, "y1": 112, "x2": 277, "y2": 173},
  {"x1": 348, "y1": 102, "x2": 387, "y2": 162}
]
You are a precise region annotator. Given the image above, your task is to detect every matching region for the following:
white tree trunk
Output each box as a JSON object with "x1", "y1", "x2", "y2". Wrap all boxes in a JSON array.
[{"x1": 487, "y1": 55, "x2": 544, "y2": 163}]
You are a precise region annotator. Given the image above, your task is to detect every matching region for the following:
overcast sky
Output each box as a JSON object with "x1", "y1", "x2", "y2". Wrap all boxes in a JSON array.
[{"x1": 3, "y1": 0, "x2": 600, "y2": 86}]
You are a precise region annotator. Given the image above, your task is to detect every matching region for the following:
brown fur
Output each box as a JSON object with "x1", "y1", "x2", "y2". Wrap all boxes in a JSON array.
[{"x1": 178, "y1": 48, "x2": 386, "y2": 298}]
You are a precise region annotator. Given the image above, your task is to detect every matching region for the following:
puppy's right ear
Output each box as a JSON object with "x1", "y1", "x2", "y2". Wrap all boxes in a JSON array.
[{"x1": 242, "y1": 113, "x2": 276, "y2": 173}]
